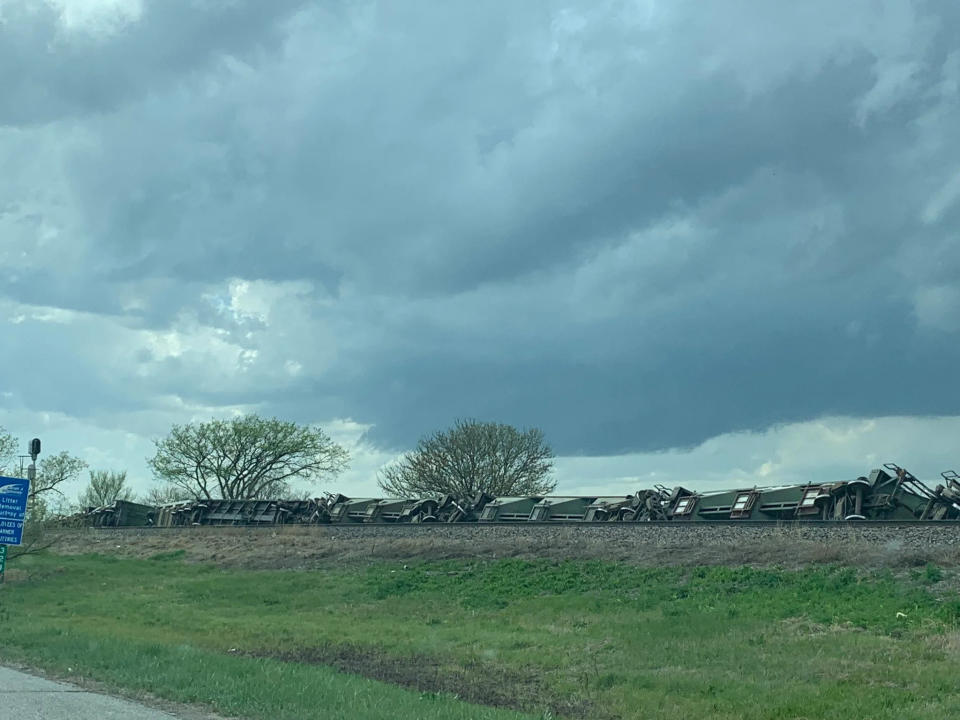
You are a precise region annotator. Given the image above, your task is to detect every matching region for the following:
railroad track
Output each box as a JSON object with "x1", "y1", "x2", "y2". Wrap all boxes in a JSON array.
[{"x1": 85, "y1": 519, "x2": 960, "y2": 530}]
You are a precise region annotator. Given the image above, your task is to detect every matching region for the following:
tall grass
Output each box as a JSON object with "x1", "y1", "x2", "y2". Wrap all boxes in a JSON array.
[{"x1": 2, "y1": 553, "x2": 960, "y2": 719}]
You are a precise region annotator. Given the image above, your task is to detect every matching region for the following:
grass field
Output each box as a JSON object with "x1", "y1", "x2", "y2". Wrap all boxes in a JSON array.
[{"x1": 2, "y1": 551, "x2": 960, "y2": 719}]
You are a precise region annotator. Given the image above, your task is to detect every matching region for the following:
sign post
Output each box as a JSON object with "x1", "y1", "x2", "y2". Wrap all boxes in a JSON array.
[{"x1": 0, "y1": 545, "x2": 7, "y2": 581}]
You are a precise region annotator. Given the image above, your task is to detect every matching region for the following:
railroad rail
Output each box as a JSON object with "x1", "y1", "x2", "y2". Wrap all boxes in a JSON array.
[{"x1": 82, "y1": 519, "x2": 960, "y2": 530}]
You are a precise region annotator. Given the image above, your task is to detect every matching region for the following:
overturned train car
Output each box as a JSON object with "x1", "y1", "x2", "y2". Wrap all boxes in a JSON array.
[{"x1": 73, "y1": 464, "x2": 960, "y2": 527}]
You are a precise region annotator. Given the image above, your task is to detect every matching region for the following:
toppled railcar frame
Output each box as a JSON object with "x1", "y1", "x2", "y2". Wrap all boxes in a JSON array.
[
  {"x1": 665, "y1": 466, "x2": 960, "y2": 522},
  {"x1": 73, "y1": 463, "x2": 960, "y2": 527}
]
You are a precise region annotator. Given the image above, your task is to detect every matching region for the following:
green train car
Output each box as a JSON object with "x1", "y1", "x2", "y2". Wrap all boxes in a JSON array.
[
  {"x1": 663, "y1": 466, "x2": 960, "y2": 522},
  {"x1": 72, "y1": 464, "x2": 960, "y2": 527}
]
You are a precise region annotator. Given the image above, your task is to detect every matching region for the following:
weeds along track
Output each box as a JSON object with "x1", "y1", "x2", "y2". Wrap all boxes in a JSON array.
[{"x1": 61, "y1": 521, "x2": 960, "y2": 570}]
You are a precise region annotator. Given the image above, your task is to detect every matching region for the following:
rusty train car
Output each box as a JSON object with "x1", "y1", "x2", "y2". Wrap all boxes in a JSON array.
[{"x1": 74, "y1": 464, "x2": 960, "y2": 527}]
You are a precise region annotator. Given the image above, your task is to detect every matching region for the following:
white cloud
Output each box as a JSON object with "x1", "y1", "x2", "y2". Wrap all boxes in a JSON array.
[
  {"x1": 45, "y1": 0, "x2": 144, "y2": 36},
  {"x1": 554, "y1": 415, "x2": 960, "y2": 495},
  {"x1": 4, "y1": 403, "x2": 959, "y2": 502}
]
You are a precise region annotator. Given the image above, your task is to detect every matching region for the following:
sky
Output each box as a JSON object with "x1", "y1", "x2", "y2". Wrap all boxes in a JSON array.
[{"x1": 1, "y1": 0, "x2": 958, "y2": 501}]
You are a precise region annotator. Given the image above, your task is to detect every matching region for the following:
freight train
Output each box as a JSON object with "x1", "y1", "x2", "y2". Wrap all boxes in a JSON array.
[{"x1": 72, "y1": 464, "x2": 960, "y2": 528}]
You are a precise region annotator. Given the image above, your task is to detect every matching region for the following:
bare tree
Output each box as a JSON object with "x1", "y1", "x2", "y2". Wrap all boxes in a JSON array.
[
  {"x1": 148, "y1": 414, "x2": 350, "y2": 500},
  {"x1": 143, "y1": 484, "x2": 194, "y2": 506},
  {"x1": 377, "y1": 419, "x2": 556, "y2": 498},
  {"x1": 78, "y1": 470, "x2": 134, "y2": 508}
]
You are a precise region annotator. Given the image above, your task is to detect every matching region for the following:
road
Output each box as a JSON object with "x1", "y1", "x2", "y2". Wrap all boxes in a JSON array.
[{"x1": 0, "y1": 665, "x2": 188, "y2": 719}]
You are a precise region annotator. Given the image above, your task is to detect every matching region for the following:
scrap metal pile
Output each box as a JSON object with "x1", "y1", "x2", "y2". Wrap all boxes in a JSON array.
[{"x1": 73, "y1": 464, "x2": 960, "y2": 527}]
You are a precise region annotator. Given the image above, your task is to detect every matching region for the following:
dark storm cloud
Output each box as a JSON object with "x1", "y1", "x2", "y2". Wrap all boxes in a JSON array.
[
  {"x1": 0, "y1": 0, "x2": 309, "y2": 125},
  {"x1": 1, "y1": 0, "x2": 959, "y2": 456}
]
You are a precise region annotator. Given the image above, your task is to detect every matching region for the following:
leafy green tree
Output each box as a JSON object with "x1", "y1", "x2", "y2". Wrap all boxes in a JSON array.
[
  {"x1": 0, "y1": 438, "x2": 84, "y2": 560},
  {"x1": 78, "y1": 470, "x2": 134, "y2": 508},
  {"x1": 27, "y1": 451, "x2": 88, "y2": 520},
  {"x1": 377, "y1": 419, "x2": 556, "y2": 498},
  {"x1": 0, "y1": 426, "x2": 17, "y2": 476},
  {"x1": 148, "y1": 414, "x2": 350, "y2": 500}
]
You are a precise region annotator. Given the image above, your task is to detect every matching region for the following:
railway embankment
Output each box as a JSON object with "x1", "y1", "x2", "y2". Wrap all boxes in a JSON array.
[{"x1": 56, "y1": 522, "x2": 960, "y2": 570}]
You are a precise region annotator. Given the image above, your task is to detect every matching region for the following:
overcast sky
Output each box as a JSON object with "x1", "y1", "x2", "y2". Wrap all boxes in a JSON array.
[{"x1": 1, "y1": 0, "x2": 958, "y2": 500}]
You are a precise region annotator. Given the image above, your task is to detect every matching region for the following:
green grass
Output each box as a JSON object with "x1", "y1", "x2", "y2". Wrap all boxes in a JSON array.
[{"x1": 2, "y1": 554, "x2": 960, "y2": 719}]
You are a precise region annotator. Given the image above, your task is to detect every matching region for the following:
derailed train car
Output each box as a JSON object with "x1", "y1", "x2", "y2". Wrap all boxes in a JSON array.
[
  {"x1": 661, "y1": 465, "x2": 960, "y2": 522},
  {"x1": 71, "y1": 499, "x2": 157, "y2": 527},
  {"x1": 73, "y1": 463, "x2": 960, "y2": 527}
]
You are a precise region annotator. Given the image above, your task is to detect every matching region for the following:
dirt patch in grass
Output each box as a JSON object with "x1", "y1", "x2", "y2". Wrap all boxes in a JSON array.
[
  {"x1": 239, "y1": 642, "x2": 594, "y2": 719},
  {"x1": 779, "y1": 617, "x2": 868, "y2": 637}
]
